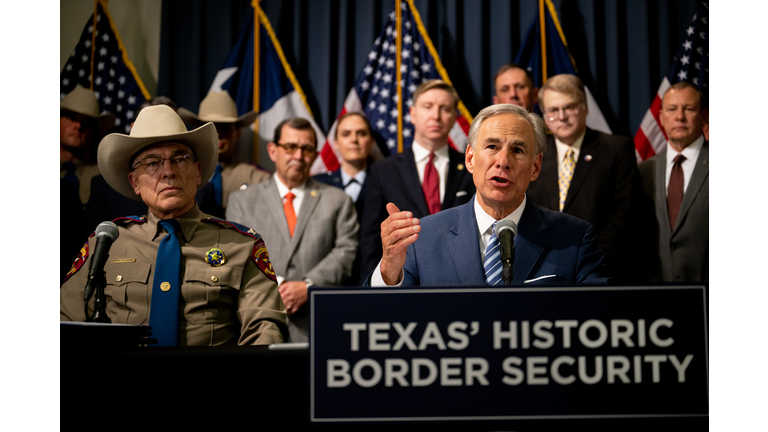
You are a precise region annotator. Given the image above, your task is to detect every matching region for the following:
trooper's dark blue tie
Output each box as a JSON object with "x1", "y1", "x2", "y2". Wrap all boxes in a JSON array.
[
  {"x1": 62, "y1": 161, "x2": 79, "y2": 186},
  {"x1": 211, "y1": 164, "x2": 223, "y2": 208},
  {"x1": 149, "y1": 219, "x2": 182, "y2": 346}
]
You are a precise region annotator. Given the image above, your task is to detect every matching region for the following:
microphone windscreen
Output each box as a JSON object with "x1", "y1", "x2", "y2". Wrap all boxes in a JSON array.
[
  {"x1": 95, "y1": 221, "x2": 119, "y2": 241},
  {"x1": 494, "y1": 219, "x2": 518, "y2": 237}
]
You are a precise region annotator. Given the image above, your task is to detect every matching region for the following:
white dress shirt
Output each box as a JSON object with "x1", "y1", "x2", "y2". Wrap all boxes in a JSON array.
[
  {"x1": 554, "y1": 130, "x2": 586, "y2": 178},
  {"x1": 340, "y1": 168, "x2": 366, "y2": 203},
  {"x1": 664, "y1": 135, "x2": 705, "y2": 196},
  {"x1": 371, "y1": 195, "x2": 528, "y2": 287},
  {"x1": 274, "y1": 175, "x2": 307, "y2": 218},
  {"x1": 412, "y1": 140, "x2": 449, "y2": 204}
]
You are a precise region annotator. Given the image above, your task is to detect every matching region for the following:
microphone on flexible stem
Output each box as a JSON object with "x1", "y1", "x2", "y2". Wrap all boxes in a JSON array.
[
  {"x1": 494, "y1": 220, "x2": 518, "y2": 285},
  {"x1": 84, "y1": 221, "x2": 119, "y2": 322}
]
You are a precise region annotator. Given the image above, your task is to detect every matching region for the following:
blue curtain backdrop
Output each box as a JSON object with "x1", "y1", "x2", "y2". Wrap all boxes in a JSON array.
[{"x1": 158, "y1": 0, "x2": 701, "y2": 138}]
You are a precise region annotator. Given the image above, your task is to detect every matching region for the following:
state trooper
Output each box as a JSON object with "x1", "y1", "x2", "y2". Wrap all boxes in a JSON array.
[{"x1": 60, "y1": 105, "x2": 286, "y2": 346}]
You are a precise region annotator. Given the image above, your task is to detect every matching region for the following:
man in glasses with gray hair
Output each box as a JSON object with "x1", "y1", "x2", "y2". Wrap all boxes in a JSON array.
[
  {"x1": 526, "y1": 74, "x2": 645, "y2": 283},
  {"x1": 227, "y1": 117, "x2": 359, "y2": 343},
  {"x1": 60, "y1": 105, "x2": 286, "y2": 346}
]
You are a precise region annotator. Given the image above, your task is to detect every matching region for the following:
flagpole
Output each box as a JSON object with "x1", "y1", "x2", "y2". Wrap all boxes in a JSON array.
[
  {"x1": 546, "y1": 0, "x2": 578, "y2": 73},
  {"x1": 89, "y1": 0, "x2": 99, "y2": 89},
  {"x1": 408, "y1": 0, "x2": 473, "y2": 124},
  {"x1": 539, "y1": 0, "x2": 547, "y2": 84},
  {"x1": 252, "y1": 0, "x2": 261, "y2": 164},
  {"x1": 395, "y1": 0, "x2": 403, "y2": 154}
]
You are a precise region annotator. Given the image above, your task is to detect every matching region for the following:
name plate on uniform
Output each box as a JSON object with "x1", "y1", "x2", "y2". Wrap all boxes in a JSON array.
[{"x1": 309, "y1": 286, "x2": 708, "y2": 423}]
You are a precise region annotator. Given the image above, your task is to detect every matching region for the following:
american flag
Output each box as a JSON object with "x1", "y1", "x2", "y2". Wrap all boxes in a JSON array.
[
  {"x1": 634, "y1": 2, "x2": 709, "y2": 161},
  {"x1": 313, "y1": 0, "x2": 472, "y2": 175},
  {"x1": 60, "y1": 0, "x2": 149, "y2": 134}
]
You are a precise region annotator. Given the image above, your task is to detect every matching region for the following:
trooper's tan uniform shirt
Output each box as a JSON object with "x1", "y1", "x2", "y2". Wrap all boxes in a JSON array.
[
  {"x1": 60, "y1": 159, "x2": 100, "y2": 205},
  {"x1": 60, "y1": 205, "x2": 286, "y2": 346},
  {"x1": 219, "y1": 158, "x2": 270, "y2": 210}
]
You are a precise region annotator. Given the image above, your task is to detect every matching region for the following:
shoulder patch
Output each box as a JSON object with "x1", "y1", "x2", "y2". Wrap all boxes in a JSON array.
[
  {"x1": 63, "y1": 234, "x2": 94, "y2": 283},
  {"x1": 251, "y1": 238, "x2": 277, "y2": 282}
]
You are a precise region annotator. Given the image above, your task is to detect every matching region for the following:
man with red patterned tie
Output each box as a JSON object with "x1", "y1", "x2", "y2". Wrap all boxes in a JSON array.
[
  {"x1": 639, "y1": 82, "x2": 709, "y2": 283},
  {"x1": 359, "y1": 80, "x2": 475, "y2": 283}
]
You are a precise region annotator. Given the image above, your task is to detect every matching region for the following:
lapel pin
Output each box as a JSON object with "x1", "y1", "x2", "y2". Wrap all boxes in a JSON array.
[
  {"x1": 310, "y1": 190, "x2": 317, "y2": 197},
  {"x1": 457, "y1": 164, "x2": 464, "y2": 171},
  {"x1": 584, "y1": 154, "x2": 593, "y2": 162}
]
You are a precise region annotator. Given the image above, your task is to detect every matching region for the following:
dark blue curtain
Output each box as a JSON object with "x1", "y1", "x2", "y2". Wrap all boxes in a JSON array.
[{"x1": 158, "y1": 0, "x2": 700, "y2": 138}]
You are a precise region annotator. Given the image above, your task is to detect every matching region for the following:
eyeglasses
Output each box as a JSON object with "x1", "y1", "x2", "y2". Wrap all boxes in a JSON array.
[
  {"x1": 276, "y1": 143, "x2": 317, "y2": 156},
  {"x1": 131, "y1": 154, "x2": 195, "y2": 174},
  {"x1": 545, "y1": 103, "x2": 581, "y2": 121}
]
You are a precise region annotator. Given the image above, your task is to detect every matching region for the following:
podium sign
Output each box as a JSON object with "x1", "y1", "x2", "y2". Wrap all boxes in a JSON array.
[{"x1": 309, "y1": 286, "x2": 708, "y2": 423}]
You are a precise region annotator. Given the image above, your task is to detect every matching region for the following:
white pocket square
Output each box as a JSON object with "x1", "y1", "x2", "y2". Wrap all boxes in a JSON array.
[
  {"x1": 524, "y1": 275, "x2": 556, "y2": 283},
  {"x1": 455, "y1": 191, "x2": 468, "y2": 197}
]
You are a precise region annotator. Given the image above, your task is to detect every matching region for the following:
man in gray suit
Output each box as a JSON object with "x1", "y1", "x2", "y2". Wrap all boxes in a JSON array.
[
  {"x1": 639, "y1": 82, "x2": 708, "y2": 283},
  {"x1": 226, "y1": 118, "x2": 359, "y2": 342}
]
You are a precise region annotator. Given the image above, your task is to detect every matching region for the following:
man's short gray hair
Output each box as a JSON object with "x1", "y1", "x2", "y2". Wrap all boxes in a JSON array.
[{"x1": 468, "y1": 104, "x2": 547, "y2": 156}]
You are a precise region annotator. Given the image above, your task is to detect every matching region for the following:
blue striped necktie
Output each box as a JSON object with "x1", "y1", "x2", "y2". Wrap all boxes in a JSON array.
[
  {"x1": 149, "y1": 219, "x2": 182, "y2": 346},
  {"x1": 484, "y1": 221, "x2": 502, "y2": 286}
]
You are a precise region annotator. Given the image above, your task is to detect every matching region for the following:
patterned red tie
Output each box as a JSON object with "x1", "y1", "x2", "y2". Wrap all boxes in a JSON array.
[
  {"x1": 667, "y1": 154, "x2": 686, "y2": 230},
  {"x1": 422, "y1": 152, "x2": 440, "y2": 215}
]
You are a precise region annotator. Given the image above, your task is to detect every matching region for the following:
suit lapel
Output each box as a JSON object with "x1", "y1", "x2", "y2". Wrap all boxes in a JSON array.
[
  {"x1": 673, "y1": 141, "x2": 708, "y2": 235},
  {"x1": 539, "y1": 138, "x2": 559, "y2": 210},
  {"x1": 399, "y1": 148, "x2": 430, "y2": 216},
  {"x1": 564, "y1": 129, "x2": 598, "y2": 211},
  {"x1": 654, "y1": 148, "x2": 672, "y2": 238},
  {"x1": 445, "y1": 198, "x2": 485, "y2": 284},
  {"x1": 263, "y1": 180, "x2": 291, "y2": 240},
  {"x1": 291, "y1": 179, "x2": 320, "y2": 254},
  {"x1": 442, "y1": 148, "x2": 467, "y2": 210},
  {"x1": 512, "y1": 202, "x2": 547, "y2": 284}
]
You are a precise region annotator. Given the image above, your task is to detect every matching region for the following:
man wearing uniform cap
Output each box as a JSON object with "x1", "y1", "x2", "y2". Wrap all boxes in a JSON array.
[
  {"x1": 60, "y1": 86, "x2": 116, "y2": 284},
  {"x1": 60, "y1": 105, "x2": 286, "y2": 346},
  {"x1": 179, "y1": 91, "x2": 270, "y2": 216},
  {"x1": 60, "y1": 85, "x2": 116, "y2": 205}
]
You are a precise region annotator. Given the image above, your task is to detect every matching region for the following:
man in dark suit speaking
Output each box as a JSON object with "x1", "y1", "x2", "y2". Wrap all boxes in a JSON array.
[
  {"x1": 359, "y1": 80, "x2": 475, "y2": 284},
  {"x1": 370, "y1": 104, "x2": 608, "y2": 287}
]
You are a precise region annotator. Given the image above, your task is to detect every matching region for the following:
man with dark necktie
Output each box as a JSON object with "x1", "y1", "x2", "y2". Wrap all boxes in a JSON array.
[
  {"x1": 60, "y1": 105, "x2": 286, "y2": 346},
  {"x1": 639, "y1": 82, "x2": 709, "y2": 283},
  {"x1": 359, "y1": 79, "x2": 475, "y2": 283}
]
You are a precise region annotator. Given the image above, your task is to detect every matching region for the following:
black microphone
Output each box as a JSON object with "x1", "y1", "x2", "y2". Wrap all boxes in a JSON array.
[
  {"x1": 83, "y1": 222, "x2": 119, "y2": 304},
  {"x1": 494, "y1": 220, "x2": 518, "y2": 285}
]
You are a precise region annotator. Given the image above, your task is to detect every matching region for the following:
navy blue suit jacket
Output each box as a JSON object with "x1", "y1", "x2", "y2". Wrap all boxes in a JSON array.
[
  {"x1": 359, "y1": 147, "x2": 475, "y2": 283},
  {"x1": 393, "y1": 195, "x2": 609, "y2": 286}
]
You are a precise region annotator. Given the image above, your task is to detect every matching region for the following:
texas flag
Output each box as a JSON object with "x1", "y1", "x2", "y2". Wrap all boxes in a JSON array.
[{"x1": 209, "y1": 4, "x2": 325, "y2": 164}]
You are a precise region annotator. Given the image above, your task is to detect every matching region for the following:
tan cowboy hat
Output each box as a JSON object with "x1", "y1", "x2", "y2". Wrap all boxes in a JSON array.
[
  {"x1": 60, "y1": 86, "x2": 116, "y2": 135},
  {"x1": 98, "y1": 105, "x2": 218, "y2": 201},
  {"x1": 178, "y1": 90, "x2": 258, "y2": 129}
]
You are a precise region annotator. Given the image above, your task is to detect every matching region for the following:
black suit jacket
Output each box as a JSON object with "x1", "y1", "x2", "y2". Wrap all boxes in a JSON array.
[
  {"x1": 525, "y1": 128, "x2": 645, "y2": 282},
  {"x1": 312, "y1": 168, "x2": 367, "y2": 285},
  {"x1": 359, "y1": 146, "x2": 475, "y2": 283}
]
